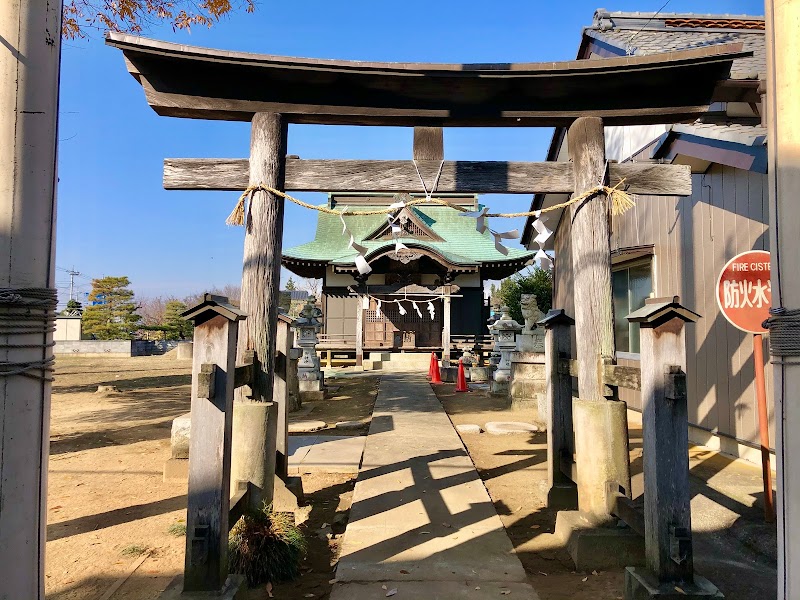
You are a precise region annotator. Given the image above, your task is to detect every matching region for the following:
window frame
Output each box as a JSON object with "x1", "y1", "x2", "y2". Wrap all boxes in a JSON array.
[{"x1": 611, "y1": 256, "x2": 654, "y2": 357}]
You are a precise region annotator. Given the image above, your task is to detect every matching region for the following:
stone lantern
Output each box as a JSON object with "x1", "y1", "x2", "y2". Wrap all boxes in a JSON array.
[
  {"x1": 488, "y1": 306, "x2": 523, "y2": 394},
  {"x1": 486, "y1": 307, "x2": 502, "y2": 369},
  {"x1": 291, "y1": 296, "x2": 324, "y2": 401}
]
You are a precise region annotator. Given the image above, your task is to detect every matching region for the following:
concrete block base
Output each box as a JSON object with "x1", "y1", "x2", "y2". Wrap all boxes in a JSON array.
[
  {"x1": 490, "y1": 380, "x2": 510, "y2": 396},
  {"x1": 232, "y1": 401, "x2": 278, "y2": 509},
  {"x1": 163, "y1": 457, "x2": 189, "y2": 482},
  {"x1": 572, "y1": 398, "x2": 632, "y2": 514},
  {"x1": 547, "y1": 483, "x2": 578, "y2": 510},
  {"x1": 469, "y1": 366, "x2": 491, "y2": 382},
  {"x1": 299, "y1": 378, "x2": 324, "y2": 393},
  {"x1": 300, "y1": 390, "x2": 325, "y2": 402},
  {"x1": 555, "y1": 510, "x2": 645, "y2": 571},
  {"x1": 624, "y1": 568, "x2": 724, "y2": 600},
  {"x1": 160, "y1": 574, "x2": 247, "y2": 599},
  {"x1": 273, "y1": 475, "x2": 305, "y2": 514},
  {"x1": 175, "y1": 342, "x2": 194, "y2": 360},
  {"x1": 510, "y1": 394, "x2": 541, "y2": 411},
  {"x1": 440, "y1": 366, "x2": 458, "y2": 383}
]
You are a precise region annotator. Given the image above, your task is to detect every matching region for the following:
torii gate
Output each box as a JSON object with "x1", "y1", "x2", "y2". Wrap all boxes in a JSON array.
[{"x1": 107, "y1": 29, "x2": 746, "y2": 571}]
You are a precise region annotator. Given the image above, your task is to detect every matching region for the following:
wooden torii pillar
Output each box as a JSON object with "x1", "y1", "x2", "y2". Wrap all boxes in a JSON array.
[
  {"x1": 230, "y1": 112, "x2": 287, "y2": 511},
  {"x1": 567, "y1": 117, "x2": 632, "y2": 519}
]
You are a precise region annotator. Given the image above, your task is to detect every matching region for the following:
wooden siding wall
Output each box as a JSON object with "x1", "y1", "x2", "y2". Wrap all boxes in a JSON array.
[{"x1": 553, "y1": 165, "x2": 773, "y2": 448}]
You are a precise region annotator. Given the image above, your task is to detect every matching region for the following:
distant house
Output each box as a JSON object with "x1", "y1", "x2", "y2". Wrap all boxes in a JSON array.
[
  {"x1": 279, "y1": 289, "x2": 309, "y2": 317},
  {"x1": 522, "y1": 11, "x2": 770, "y2": 465}
]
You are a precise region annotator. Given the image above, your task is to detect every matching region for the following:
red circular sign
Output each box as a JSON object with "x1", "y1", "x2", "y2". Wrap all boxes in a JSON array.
[{"x1": 716, "y1": 250, "x2": 771, "y2": 334}]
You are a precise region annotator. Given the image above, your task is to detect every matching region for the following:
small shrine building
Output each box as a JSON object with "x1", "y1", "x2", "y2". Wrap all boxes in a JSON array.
[{"x1": 282, "y1": 193, "x2": 534, "y2": 362}]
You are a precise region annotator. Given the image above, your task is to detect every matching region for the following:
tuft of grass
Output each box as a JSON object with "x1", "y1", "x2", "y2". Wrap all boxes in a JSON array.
[
  {"x1": 121, "y1": 544, "x2": 148, "y2": 557},
  {"x1": 229, "y1": 503, "x2": 307, "y2": 586},
  {"x1": 168, "y1": 522, "x2": 186, "y2": 537}
]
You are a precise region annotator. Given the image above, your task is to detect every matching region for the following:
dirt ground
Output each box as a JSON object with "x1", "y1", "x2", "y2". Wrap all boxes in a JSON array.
[
  {"x1": 433, "y1": 382, "x2": 777, "y2": 600},
  {"x1": 45, "y1": 356, "x2": 372, "y2": 600},
  {"x1": 45, "y1": 357, "x2": 774, "y2": 600},
  {"x1": 290, "y1": 371, "x2": 379, "y2": 436}
]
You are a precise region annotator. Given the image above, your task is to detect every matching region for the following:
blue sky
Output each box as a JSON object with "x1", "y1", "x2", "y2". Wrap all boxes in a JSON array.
[{"x1": 56, "y1": 0, "x2": 764, "y2": 306}]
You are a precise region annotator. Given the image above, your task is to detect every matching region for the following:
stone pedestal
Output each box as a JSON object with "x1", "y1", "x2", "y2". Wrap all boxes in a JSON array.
[
  {"x1": 231, "y1": 401, "x2": 278, "y2": 509},
  {"x1": 509, "y1": 352, "x2": 546, "y2": 418},
  {"x1": 469, "y1": 366, "x2": 492, "y2": 382},
  {"x1": 516, "y1": 330, "x2": 545, "y2": 353},
  {"x1": 573, "y1": 398, "x2": 631, "y2": 515},
  {"x1": 170, "y1": 412, "x2": 192, "y2": 458}
]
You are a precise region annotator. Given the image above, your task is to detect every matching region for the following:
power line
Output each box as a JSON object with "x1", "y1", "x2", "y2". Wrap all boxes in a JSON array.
[{"x1": 625, "y1": 0, "x2": 674, "y2": 55}]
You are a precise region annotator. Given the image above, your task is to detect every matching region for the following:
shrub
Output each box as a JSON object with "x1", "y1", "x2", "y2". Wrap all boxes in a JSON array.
[{"x1": 229, "y1": 504, "x2": 307, "y2": 586}]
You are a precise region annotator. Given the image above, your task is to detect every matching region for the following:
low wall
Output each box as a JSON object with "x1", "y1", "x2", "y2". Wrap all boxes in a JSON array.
[
  {"x1": 55, "y1": 340, "x2": 133, "y2": 357},
  {"x1": 54, "y1": 339, "x2": 181, "y2": 357},
  {"x1": 510, "y1": 351, "x2": 546, "y2": 422}
]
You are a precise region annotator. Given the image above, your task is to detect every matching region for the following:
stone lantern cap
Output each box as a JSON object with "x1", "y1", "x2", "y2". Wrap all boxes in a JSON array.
[
  {"x1": 291, "y1": 296, "x2": 323, "y2": 329},
  {"x1": 627, "y1": 296, "x2": 700, "y2": 327},
  {"x1": 181, "y1": 293, "x2": 246, "y2": 326},
  {"x1": 489, "y1": 306, "x2": 523, "y2": 333}
]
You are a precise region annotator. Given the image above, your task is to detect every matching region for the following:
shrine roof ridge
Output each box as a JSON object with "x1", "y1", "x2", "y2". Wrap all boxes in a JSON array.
[{"x1": 282, "y1": 204, "x2": 534, "y2": 272}]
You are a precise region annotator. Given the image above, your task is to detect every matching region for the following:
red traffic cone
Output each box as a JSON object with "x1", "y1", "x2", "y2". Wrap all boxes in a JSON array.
[
  {"x1": 427, "y1": 351, "x2": 436, "y2": 380},
  {"x1": 430, "y1": 352, "x2": 442, "y2": 384},
  {"x1": 455, "y1": 359, "x2": 469, "y2": 392}
]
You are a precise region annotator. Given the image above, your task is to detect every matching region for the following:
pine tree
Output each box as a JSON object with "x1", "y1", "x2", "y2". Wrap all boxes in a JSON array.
[
  {"x1": 163, "y1": 300, "x2": 193, "y2": 340},
  {"x1": 81, "y1": 276, "x2": 141, "y2": 340},
  {"x1": 61, "y1": 299, "x2": 83, "y2": 316},
  {"x1": 285, "y1": 277, "x2": 297, "y2": 291}
]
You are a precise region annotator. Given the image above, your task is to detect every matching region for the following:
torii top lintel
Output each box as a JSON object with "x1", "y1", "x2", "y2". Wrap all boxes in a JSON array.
[{"x1": 106, "y1": 33, "x2": 749, "y2": 127}]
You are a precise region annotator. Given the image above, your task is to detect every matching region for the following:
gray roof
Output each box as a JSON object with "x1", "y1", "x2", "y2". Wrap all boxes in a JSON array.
[
  {"x1": 586, "y1": 10, "x2": 766, "y2": 79},
  {"x1": 670, "y1": 123, "x2": 767, "y2": 146}
]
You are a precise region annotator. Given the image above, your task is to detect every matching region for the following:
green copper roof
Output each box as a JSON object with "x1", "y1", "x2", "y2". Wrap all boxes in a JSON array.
[{"x1": 283, "y1": 204, "x2": 534, "y2": 267}]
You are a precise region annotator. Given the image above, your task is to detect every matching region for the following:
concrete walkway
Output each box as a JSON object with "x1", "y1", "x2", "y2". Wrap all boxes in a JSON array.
[{"x1": 331, "y1": 374, "x2": 539, "y2": 600}]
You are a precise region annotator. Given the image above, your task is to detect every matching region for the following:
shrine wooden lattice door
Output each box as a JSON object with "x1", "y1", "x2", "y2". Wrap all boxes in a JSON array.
[{"x1": 364, "y1": 298, "x2": 443, "y2": 349}]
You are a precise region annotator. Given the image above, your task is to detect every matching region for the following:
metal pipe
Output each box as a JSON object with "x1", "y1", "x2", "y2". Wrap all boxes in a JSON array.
[{"x1": 754, "y1": 332, "x2": 775, "y2": 522}]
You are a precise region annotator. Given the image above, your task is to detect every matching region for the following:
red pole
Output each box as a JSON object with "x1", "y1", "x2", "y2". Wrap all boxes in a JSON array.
[{"x1": 753, "y1": 333, "x2": 775, "y2": 522}]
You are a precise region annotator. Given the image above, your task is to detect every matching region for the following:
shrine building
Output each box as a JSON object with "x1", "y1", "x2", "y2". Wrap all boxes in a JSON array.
[{"x1": 282, "y1": 193, "x2": 534, "y2": 361}]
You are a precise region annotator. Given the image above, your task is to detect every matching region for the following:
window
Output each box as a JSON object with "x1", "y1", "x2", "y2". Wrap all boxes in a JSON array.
[{"x1": 612, "y1": 260, "x2": 653, "y2": 354}]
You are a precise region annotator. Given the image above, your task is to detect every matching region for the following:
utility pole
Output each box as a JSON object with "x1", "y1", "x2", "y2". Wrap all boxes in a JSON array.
[
  {"x1": 66, "y1": 268, "x2": 82, "y2": 302},
  {"x1": 0, "y1": 1, "x2": 62, "y2": 598},
  {"x1": 765, "y1": 2, "x2": 800, "y2": 598}
]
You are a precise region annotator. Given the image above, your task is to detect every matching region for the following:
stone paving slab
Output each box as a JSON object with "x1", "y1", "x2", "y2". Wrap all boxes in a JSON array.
[
  {"x1": 288, "y1": 435, "x2": 366, "y2": 474},
  {"x1": 333, "y1": 374, "x2": 538, "y2": 598}
]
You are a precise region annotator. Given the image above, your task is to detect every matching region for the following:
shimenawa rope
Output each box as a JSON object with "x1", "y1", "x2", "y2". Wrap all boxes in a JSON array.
[
  {"x1": 225, "y1": 179, "x2": 635, "y2": 226},
  {"x1": 0, "y1": 287, "x2": 57, "y2": 381},
  {"x1": 763, "y1": 307, "x2": 800, "y2": 357}
]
